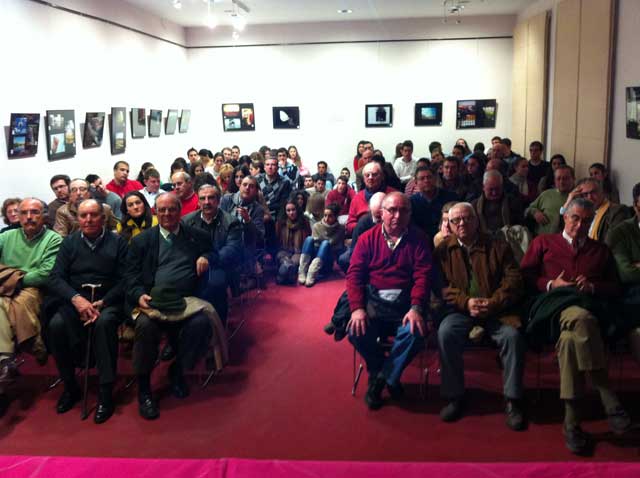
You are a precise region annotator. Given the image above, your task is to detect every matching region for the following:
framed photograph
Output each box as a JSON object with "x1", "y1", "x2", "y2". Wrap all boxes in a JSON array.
[
  {"x1": 110, "y1": 107, "x2": 126, "y2": 155},
  {"x1": 626, "y1": 87, "x2": 640, "y2": 139},
  {"x1": 222, "y1": 103, "x2": 255, "y2": 132},
  {"x1": 82, "y1": 112, "x2": 105, "y2": 149},
  {"x1": 456, "y1": 99, "x2": 497, "y2": 129},
  {"x1": 131, "y1": 108, "x2": 146, "y2": 139},
  {"x1": 166, "y1": 109, "x2": 179, "y2": 135},
  {"x1": 414, "y1": 103, "x2": 443, "y2": 126},
  {"x1": 45, "y1": 109, "x2": 76, "y2": 161},
  {"x1": 148, "y1": 109, "x2": 162, "y2": 137},
  {"x1": 179, "y1": 109, "x2": 191, "y2": 133},
  {"x1": 272, "y1": 106, "x2": 300, "y2": 129},
  {"x1": 365, "y1": 104, "x2": 393, "y2": 127},
  {"x1": 7, "y1": 113, "x2": 40, "y2": 159}
]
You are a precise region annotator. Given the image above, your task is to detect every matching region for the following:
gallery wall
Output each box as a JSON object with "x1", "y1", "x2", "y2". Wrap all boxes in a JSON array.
[{"x1": 1, "y1": 0, "x2": 514, "y2": 203}]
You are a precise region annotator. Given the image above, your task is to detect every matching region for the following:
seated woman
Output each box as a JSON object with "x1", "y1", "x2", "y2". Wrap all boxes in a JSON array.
[
  {"x1": 135, "y1": 162, "x2": 155, "y2": 184},
  {"x1": 161, "y1": 158, "x2": 188, "y2": 192},
  {"x1": 298, "y1": 203, "x2": 345, "y2": 287},
  {"x1": 117, "y1": 191, "x2": 158, "y2": 243},
  {"x1": 275, "y1": 200, "x2": 311, "y2": 285},
  {"x1": 589, "y1": 162, "x2": 620, "y2": 203},
  {"x1": 217, "y1": 164, "x2": 234, "y2": 195},
  {"x1": 509, "y1": 157, "x2": 538, "y2": 206},
  {"x1": 537, "y1": 154, "x2": 566, "y2": 193},
  {"x1": 433, "y1": 201, "x2": 458, "y2": 248},
  {"x1": 1, "y1": 197, "x2": 21, "y2": 233},
  {"x1": 189, "y1": 160, "x2": 205, "y2": 178},
  {"x1": 227, "y1": 165, "x2": 250, "y2": 197}
]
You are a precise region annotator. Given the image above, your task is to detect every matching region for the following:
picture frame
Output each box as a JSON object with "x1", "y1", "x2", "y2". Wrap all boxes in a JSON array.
[
  {"x1": 82, "y1": 112, "x2": 105, "y2": 149},
  {"x1": 110, "y1": 107, "x2": 126, "y2": 155},
  {"x1": 626, "y1": 87, "x2": 640, "y2": 139},
  {"x1": 414, "y1": 103, "x2": 443, "y2": 126},
  {"x1": 148, "y1": 109, "x2": 162, "y2": 137},
  {"x1": 7, "y1": 113, "x2": 40, "y2": 159},
  {"x1": 456, "y1": 99, "x2": 497, "y2": 129},
  {"x1": 166, "y1": 109, "x2": 179, "y2": 135},
  {"x1": 45, "y1": 109, "x2": 76, "y2": 161},
  {"x1": 272, "y1": 106, "x2": 300, "y2": 129},
  {"x1": 179, "y1": 109, "x2": 191, "y2": 133},
  {"x1": 222, "y1": 103, "x2": 255, "y2": 132},
  {"x1": 365, "y1": 104, "x2": 393, "y2": 128},
  {"x1": 131, "y1": 108, "x2": 146, "y2": 139}
]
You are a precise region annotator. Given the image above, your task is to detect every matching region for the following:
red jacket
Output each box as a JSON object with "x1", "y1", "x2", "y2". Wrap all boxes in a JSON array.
[
  {"x1": 346, "y1": 186, "x2": 395, "y2": 235},
  {"x1": 326, "y1": 188, "x2": 355, "y2": 216},
  {"x1": 520, "y1": 233, "x2": 620, "y2": 298},
  {"x1": 106, "y1": 179, "x2": 143, "y2": 198},
  {"x1": 347, "y1": 224, "x2": 432, "y2": 312}
]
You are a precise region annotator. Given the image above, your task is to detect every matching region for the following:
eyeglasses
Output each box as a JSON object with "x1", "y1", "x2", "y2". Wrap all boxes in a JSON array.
[
  {"x1": 449, "y1": 215, "x2": 474, "y2": 225},
  {"x1": 364, "y1": 172, "x2": 380, "y2": 178},
  {"x1": 383, "y1": 207, "x2": 409, "y2": 216},
  {"x1": 70, "y1": 187, "x2": 88, "y2": 193}
]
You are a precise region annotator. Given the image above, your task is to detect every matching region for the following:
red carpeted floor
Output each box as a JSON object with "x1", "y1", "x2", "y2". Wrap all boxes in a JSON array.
[{"x1": 1, "y1": 277, "x2": 639, "y2": 461}]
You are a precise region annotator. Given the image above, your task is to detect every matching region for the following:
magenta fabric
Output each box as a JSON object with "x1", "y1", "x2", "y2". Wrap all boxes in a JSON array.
[{"x1": 1, "y1": 456, "x2": 638, "y2": 478}]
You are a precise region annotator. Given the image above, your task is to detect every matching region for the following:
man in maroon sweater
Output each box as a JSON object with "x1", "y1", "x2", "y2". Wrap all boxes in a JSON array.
[
  {"x1": 105, "y1": 161, "x2": 143, "y2": 198},
  {"x1": 521, "y1": 197, "x2": 631, "y2": 455},
  {"x1": 346, "y1": 162, "x2": 395, "y2": 236},
  {"x1": 347, "y1": 192, "x2": 432, "y2": 410},
  {"x1": 326, "y1": 175, "x2": 355, "y2": 225}
]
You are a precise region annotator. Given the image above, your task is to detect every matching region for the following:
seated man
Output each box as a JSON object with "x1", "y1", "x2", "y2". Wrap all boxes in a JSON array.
[
  {"x1": 436, "y1": 156, "x2": 468, "y2": 200},
  {"x1": 521, "y1": 198, "x2": 631, "y2": 454},
  {"x1": 125, "y1": 193, "x2": 219, "y2": 420},
  {"x1": 258, "y1": 157, "x2": 292, "y2": 252},
  {"x1": 410, "y1": 166, "x2": 458, "y2": 240},
  {"x1": 312, "y1": 161, "x2": 336, "y2": 190},
  {"x1": 434, "y1": 203, "x2": 526, "y2": 430},
  {"x1": 471, "y1": 170, "x2": 524, "y2": 237},
  {"x1": 326, "y1": 175, "x2": 356, "y2": 225},
  {"x1": 171, "y1": 172, "x2": 199, "y2": 217},
  {"x1": 54, "y1": 179, "x2": 117, "y2": 237},
  {"x1": 86, "y1": 174, "x2": 122, "y2": 220},
  {"x1": 347, "y1": 192, "x2": 431, "y2": 409},
  {"x1": 606, "y1": 182, "x2": 640, "y2": 363},
  {"x1": 0, "y1": 198, "x2": 62, "y2": 395},
  {"x1": 346, "y1": 162, "x2": 395, "y2": 236},
  {"x1": 183, "y1": 184, "x2": 242, "y2": 324},
  {"x1": 525, "y1": 165, "x2": 574, "y2": 236},
  {"x1": 47, "y1": 174, "x2": 70, "y2": 228},
  {"x1": 47, "y1": 199, "x2": 128, "y2": 423},
  {"x1": 106, "y1": 160, "x2": 143, "y2": 198}
]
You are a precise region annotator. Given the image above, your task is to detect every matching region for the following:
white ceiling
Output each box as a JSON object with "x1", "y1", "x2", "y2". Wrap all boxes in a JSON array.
[{"x1": 124, "y1": 0, "x2": 532, "y2": 28}]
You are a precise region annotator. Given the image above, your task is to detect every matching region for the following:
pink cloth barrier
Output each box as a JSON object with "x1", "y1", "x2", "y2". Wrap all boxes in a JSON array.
[{"x1": 1, "y1": 456, "x2": 638, "y2": 478}]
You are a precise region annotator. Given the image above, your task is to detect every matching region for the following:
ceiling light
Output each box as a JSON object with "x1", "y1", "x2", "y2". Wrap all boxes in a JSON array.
[
  {"x1": 172, "y1": 0, "x2": 182, "y2": 9},
  {"x1": 231, "y1": 14, "x2": 246, "y2": 31},
  {"x1": 338, "y1": 9, "x2": 353, "y2": 14}
]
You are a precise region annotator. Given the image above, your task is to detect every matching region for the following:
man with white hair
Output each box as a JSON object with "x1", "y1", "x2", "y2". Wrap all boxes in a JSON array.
[
  {"x1": 471, "y1": 170, "x2": 523, "y2": 236},
  {"x1": 171, "y1": 172, "x2": 199, "y2": 217},
  {"x1": 346, "y1": 162, "x2": 395, "y2": 236},
  {"x1": 521, "y1": 197, "x2": 631, "y2": 455},
  {"x1": 54, "y1": 179, "x2": 118, "y2": 237},
  {"x1": 435, "y1": 202, "x2": 526, "y2": 430}
]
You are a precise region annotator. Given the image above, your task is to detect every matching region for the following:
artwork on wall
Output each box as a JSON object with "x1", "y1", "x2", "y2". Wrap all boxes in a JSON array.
[
  {"x1": 272, "y1": 106, "x2": 300, "y2": 129},
  {"x1": 45, "y1": 110, "x2": 76, "y2": 161},
  {"x1": 7, "y1": 113, "x2": 40, "y2": 159},
  {"x1": 82, "y1": 112, "x2": 105, "y2": 149},
  {"x1": 414, "y1": 103, "x2": 443, "y2": 126},
  {"x1": 166, "y1": 109, "x2": 179, "y2": 135},
  {"x1": 110, "y1": 107, "x2": 126, "y2": 155},
  {"x1": 365, "y1": 104, "x2": 393, "y2": 127},
  {"x1": 131, "y1": 108, "x2": 146, "y2": 139},
  {"x1": 148, "y1": 109, "x2": 162, "y2": 137},
  {"x1": 626, "y1": 87, "x2": 640, "y2": 139},
  {"x1": 222, "y1": 103, "x2": 255, "y2": 131},
  {"x1": 456, "y1": 99, "x2": 497, "y2": 129},
  {"x1": 179, "y1": 109, "x2": 191, "y2": 133}
]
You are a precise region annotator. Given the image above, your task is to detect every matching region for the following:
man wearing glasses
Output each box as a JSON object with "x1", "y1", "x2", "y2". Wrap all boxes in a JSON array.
[
  {"x1": 347, "y1": 192, "x2": 431, "y2": 410},
  {"x1": 54, "y1": 179, "x2": 117, "y2": 237},
  {"x1": 435, "y1": 202, "x2": 526, "y2": 430},
  {"x1": 521, "y1": 198, "x2": 631, "y2": 455},
  {"x1": 346, "y1": 162, "x2": 395, "y2": 236}
]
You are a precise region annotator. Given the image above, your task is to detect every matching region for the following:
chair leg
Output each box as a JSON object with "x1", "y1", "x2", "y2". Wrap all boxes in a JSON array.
[
  {"x1": 47, "y1": 377, "x2": 62, "y2": 391},
  {"x1": 352, "y1": 347, "x2": 364, "y2": 396}
]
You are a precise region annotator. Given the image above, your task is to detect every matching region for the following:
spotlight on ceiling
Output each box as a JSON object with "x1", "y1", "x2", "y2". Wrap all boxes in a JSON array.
[
  {"x1": 337, "y1": 9, "x2": 353, "y2": 14},
  {"x1": 172, "y1": 0, "x2": 182, "y2": 9}
]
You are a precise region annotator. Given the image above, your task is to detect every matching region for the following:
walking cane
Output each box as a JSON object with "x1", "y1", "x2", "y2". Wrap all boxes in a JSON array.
[{"x1": 80, "y1": 283, "x2": 102, "y2": 420}]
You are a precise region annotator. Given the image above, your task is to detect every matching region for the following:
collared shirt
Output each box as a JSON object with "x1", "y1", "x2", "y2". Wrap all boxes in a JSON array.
[
  {"x1": 20, "y1": 226, "x2": 47, "y2": 243},
  {"x1": 81, "y1": 227, "x2": 106, "y2": 251},
  {"x1": 562, "y1": 229, "x2": 586, "y2": 250},
  {"x1": 200, "y1": 210, "x2": 220, "y2": 225},
  {"x1": 381, "y1": 225, "x2": 406, "y2": 252},
  {"x1": 159, "y1": 224, "x2": 180, "y2": 242}
]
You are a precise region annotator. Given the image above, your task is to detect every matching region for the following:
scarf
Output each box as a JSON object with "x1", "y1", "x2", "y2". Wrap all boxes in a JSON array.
[{"x1": 589, "y1": 200, "x2": 610, "y2": 241}]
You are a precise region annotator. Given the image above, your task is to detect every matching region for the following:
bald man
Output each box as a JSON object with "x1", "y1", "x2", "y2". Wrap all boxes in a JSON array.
[{"x1": 346, "y1": 162, "x2": 395, "y2": 236}]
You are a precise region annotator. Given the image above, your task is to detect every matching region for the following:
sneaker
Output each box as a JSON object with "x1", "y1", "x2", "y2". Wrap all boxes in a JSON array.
[
  {"x1": 608, "y1": 406, "x2": 632, "y2": 435},
  {"x1": 564, "y1": 425, "x2": 592, "y2": 455},
  {"x1": 505, "y1": 399, "x2": 526, "y2": 431},
  {"x1": 364, "y1": 374, "x2": 386, "y2": 410},
  {"x1": 440, "y1": 398, "x2": 465, "y2": 422}
]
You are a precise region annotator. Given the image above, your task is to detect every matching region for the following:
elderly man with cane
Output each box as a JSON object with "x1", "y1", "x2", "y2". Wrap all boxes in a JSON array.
[{"x1": 48, "y1": 199, "x2": 128, "y2": 424}]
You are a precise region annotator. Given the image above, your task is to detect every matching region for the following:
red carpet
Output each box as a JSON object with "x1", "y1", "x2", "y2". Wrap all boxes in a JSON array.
[{"x1": 0, "y1": 277, "x2": 639, "y2": 462}]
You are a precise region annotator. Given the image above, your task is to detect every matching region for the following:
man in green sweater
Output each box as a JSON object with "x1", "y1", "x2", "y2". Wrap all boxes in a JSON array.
[
  {"x1": 0, "y1": 198, "x2": 62, "y2": 392},
  {"x1": 525, "y1": 165, "x2": 574, "y2": 235}
]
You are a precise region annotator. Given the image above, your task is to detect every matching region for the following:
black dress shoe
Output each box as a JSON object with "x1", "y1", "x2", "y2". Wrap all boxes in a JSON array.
[
  {"x1": 169, "y1": 362, "x2": 190, "y2": 399},
  {"x1": 138, "y1": 395, "x2": 159, "y2": 420},
  {"x1": 56, "y1": 388, "x2": 81, "y2": 414},
  {"x1": 94, "y1": 401, "x2": 115, "y2": 424},
  {"x1": 505, "y1": 399, "x2": 526, "y2": 431},
  {"x1": 160, "y1": 343, "x2": 176, "y2": 362},
  {"x1": 564, "y1": 425, "x2": 592, "y2": 455},
  {"x1": 364, "y1": 374, "x2": 386, "y2": 410},
  {"x1": 440, "y1": 398, "x2": 465, "y2": 423}
]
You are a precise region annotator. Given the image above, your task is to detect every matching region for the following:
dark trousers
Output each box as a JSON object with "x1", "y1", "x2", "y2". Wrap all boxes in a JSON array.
[
  {"x1": 197, "y1": 267, "x2": 228, "y2": 325},
  {"x1": 133, "y1": 312, "x2": 212, "y2": 375},
  {"x1": 48, "y1": 305, "x2": 122, "y2": 386}
]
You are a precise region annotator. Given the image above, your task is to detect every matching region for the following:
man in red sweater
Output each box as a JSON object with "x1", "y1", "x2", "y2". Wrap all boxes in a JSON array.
[
  {"x1": 171, "y1": 172, "x2": 199, "y2": 217},
  {"x1": 521, "y1": 197, "x2": 631, "y2": 455},
  {"x1": 106, "y1": 161, "x2": 143, "y2": 198},
  {"x1": 326, "y1": 175, "x2": 355, "y2": 225},
  {"x1": 347, "y1": 192, "x2": 432, "y2": 410},
  {"x1": 346, "y1": 162, "x2": 395, "y2": 236}
]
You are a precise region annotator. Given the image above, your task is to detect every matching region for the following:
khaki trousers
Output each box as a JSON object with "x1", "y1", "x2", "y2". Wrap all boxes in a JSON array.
[
  {"x1": 0, "y1": 304, "x2": 15, "y2": 354},
  {"x1": 556, "y1": 305, "x2": 607, "y2": 399}
]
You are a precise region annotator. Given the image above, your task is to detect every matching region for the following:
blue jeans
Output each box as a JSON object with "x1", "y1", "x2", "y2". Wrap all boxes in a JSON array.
[{"x1": 302, "y1": 237, "x2": 342, "y2": 274}]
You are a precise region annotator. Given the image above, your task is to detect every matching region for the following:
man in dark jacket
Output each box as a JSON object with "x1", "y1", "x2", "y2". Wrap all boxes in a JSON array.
[
  {"x1": 48, "y1": 199, "x2": 128, "y2": 424},
  {"x1": 183, "y1": 184, "x2": 242, "y2": 324},
  {"x1": 124, "y1": 193, "x2": 214, "y2": 420}
]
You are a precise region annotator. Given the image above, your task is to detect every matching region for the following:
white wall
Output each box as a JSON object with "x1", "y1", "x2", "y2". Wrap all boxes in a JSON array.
[
  {"x1": 610, "y1": 0, "x2": 640, "y2": 204},
  {"x1": 0, "y1": 0, "x2": 192, "y2": 203}
]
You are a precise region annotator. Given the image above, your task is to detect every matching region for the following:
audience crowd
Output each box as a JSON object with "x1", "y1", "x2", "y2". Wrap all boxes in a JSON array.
[{"x1": 0, "y1": 136, "x2": 637, "y2": 456}]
